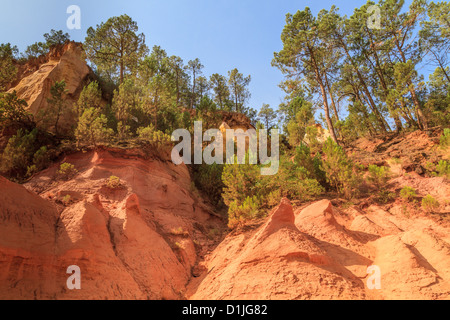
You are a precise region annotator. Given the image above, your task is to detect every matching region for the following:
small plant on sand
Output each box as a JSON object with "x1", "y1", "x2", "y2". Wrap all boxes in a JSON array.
[
  {"x1": 400, "y1": 186, "x2": 417, "y2": 201},
  {"x1": 62, "y1": 195, "x2": 71, "y2": 206},
  {"x1": 58, "y1": 162, "x2": 77, "y2": 180},
  {"x1": 170, "y1": 227, "x2": 189, "y2": 237},
  {"x1": 388, "y1": 157, "x2": 402, "y2": 165},
  {"x1": 174, "y1": 241, "x2": 185, "y2": 250},
  {"x1": 107, "y1": 175, "x2": 121, "y2": 189},
  {"x1": 422, "y1": 195, "x2": 440, "y2": 213}
]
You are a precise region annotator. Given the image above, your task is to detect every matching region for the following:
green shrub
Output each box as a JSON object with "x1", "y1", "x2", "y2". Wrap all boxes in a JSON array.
[
  {"x1": 75, "y1": 108, "x2": 113, "y2": 147},
  {"x1": 136, "y1": 124, "x2": 156, "y2": 140},
  {"x1": 193, "y1": 163, "x2": 224, "y2": 207},
  {"x1": 436, "y1": 160, "x2": 450, "y2": 178},
  {"x1": 222, "y1": 158, "x2": 260, "y2": 208},
  {"x1": 170, "y1": 227, "x2": 189, "y2": 237},
  {"x1": 228, "y1": 196, "x2": 260, "y2": 229},
  {"x1": 137, "y1": 126, "x2": 172, "y2": 151},
  {"x1": 222, "y1": 151, "x2": 324, "y2": 228},
  {"x1": 421, "y1": 195, "x2": 440, "y2": 213},
  {"x1": 321, "y1": 138, "x2": 361, "y2": 199},
  {"x1": 0, "y1": 92, "x2": 32, "y2": 128},
  {"x1": 33, "y1": 146, "x2": 50, "y2": 169},
  {"x1": 107, "y1": 175, "x2": 121, "y2": 189},
  {"x1": 376, "y1": 190, "x2": 396, "y2": 204},
  {"x1": 303, "y1": 125, "x2": 322, "y2": 153},
  {"x1": 26, "y1": 165, "x2": 38, "y2": 177},
  {"x1": 58, "y1": 162, "x2": 77, "y2": 180},
  {"x1": 0, "y1": 128, "x2": 37, "y2": 178},
  {"x1": 174, "y1": 241, "x2": 185, "y2": 250},
  {"x1": 367, "y1": 165, "x2": 391, "y2": 191},
  {"x1": 294, "y1": 144, "x2": 326, "y2": 184},
  {"x1": 439, "y1": 128, "x2": 450, "y2": 148},
  {"x1": 400, "y1": 186, "x2": 417, "y2": 201},
  {"x1": 297, "y1": 178, "x2": 325, "y2": 200},
  {"x1": 267, "y1": 189, "x2": 282, "y2": 208},
  {"x1": 62, "y1": 195, "x2": 72, "y2": 206},
  {"x1": 117, "y1": 121, "x2": 131, "y2": 141}
]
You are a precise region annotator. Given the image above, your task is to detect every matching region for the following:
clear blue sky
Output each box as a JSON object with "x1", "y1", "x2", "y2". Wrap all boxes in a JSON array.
[{"x1": 0, "y1": 0, "x2": 418, "y2": 114}]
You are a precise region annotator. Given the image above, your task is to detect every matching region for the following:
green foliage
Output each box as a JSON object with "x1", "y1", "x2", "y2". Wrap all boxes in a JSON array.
[
  {"x1": 116, "y1": 121, "x2": 131, "y2": 141},
  {"x1": 294, "y1": 144, "x2": 326, "y2": 184},
  {"x1": 26, "y1": 146, "x2": 51, "y2": 178},
  {"x1": 303, "y1": 125, "x2": 323, "y2": 153},
  {"x1": 193, "y1": 163, "x2": 224, "y2": 207},
  {"x1": 85, "y1": 14, "x2": 148, "y2": 84},
  {"x1": 74, "y1": 81, "x2": 103, "y2": 117},
  {"x1": 228, "y1": 68, "x2": 251, "y2": 113},
  {"x1": 38, "y1": 81, "x2": 70, "y2": 136},
  {"x1": 335, "y1": 118, "x2": 360, "y2": 142},
  {"x1": 174, "y1": 241, "x2": 185, "y2": 250},
  {"x1": 440, "y1": 128, "x2": 450, "y2": 148},
  {"x1": 26, "y1": 165, "x2": 38, "y2": 178},
  {"x1": 400, "y1": 186, "x2": 417, "y2": 201},
  {"x1": 376, "y1": 190, "x2": 397, "y2": 204},
  {"x1": 31, "y1": 146, "x2": 50, "y2": 171},
  {"x1": 196, "y1": 96, "x2": 217, "y2": 115},
  {"x1": 210, "y1": 73, "x2": 230, "y2": 110},
  {"x1": 435, "y1": 160, "x2": 450, "y2": 178},
  {"x1": 75, "y1": 108, "x2": 113, "y2": 147},
  {"x1": 170, "y1": 227, "x2": 189, "y2": 237},
  {"x1": 44, "y1": 29, "x2": 70, "y2": 47},
  {"x1": 0, "y1": 43, "x2": 18, "y2": 91},
  {"x1": 0, "y1": 92, "x2": 32, "y2": 128},
  {"x1": 258, "y1": 104, "x2": 277, "y2": 130},
  {"x1": 367, "y1": 165, "x2": 391, "y2": 190},
  {"x1": 24, "y1": 30, "x2": 70, "y2": 59},
  {"x1": 23, "y1": 42, "x2": 47, "y2": 60},
  {"x1": 227, "y1": 196, "x2": 260, "y2": 229},
  {"x1": 187, "y1": 58, "x2": 205, "y2": 108},
  {"x1": 425, "y1": 67, "x2": 450, "y2": 127},
  {"x1": 222, "y1": 157, "x2": 260, "y2": 209},
  {"x1": 107, "y1": 176, "x2": 121, "y2": 189},
  {"x1": 136, "y1": 125, "x2": 172, "y2": 151},
  {"x1": 0, "y1": 129, "x2": 38, "y2": 178},
  {"x1": 112, "y1": 79, "x2": 148, "y2": 138},
  {"x1": 222, "y1": 152, "x2": 324, "y2": 229},
  {"x1": 321, "y1": 137, "x2": 360, "y2": 199},
  {"x1": 62, "y1": 195, "x2": 72, "y2": 206},
  {"x1": 286, "y1": 102, "x2": 315, "y2": 147},
  {"x1": 58, "y1": 162, "x2": 78, "y2": 180},
  {"x1": 421, "y1": 195, "x2": 440, "y2": 213}
]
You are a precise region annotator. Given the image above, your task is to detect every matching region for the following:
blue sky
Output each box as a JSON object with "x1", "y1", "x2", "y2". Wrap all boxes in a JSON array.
[{"x1": 0, "y1": 0, "x2": 418, "y2": 114}]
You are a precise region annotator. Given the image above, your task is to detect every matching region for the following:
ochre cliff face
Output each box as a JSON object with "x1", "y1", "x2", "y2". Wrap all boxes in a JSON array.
[
  {"x1": 7, "y1": 42, "x2": 92, "y2": 134},
  {"x1": 0, "y1": 148, "x2": 222, "y2": 299}
]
